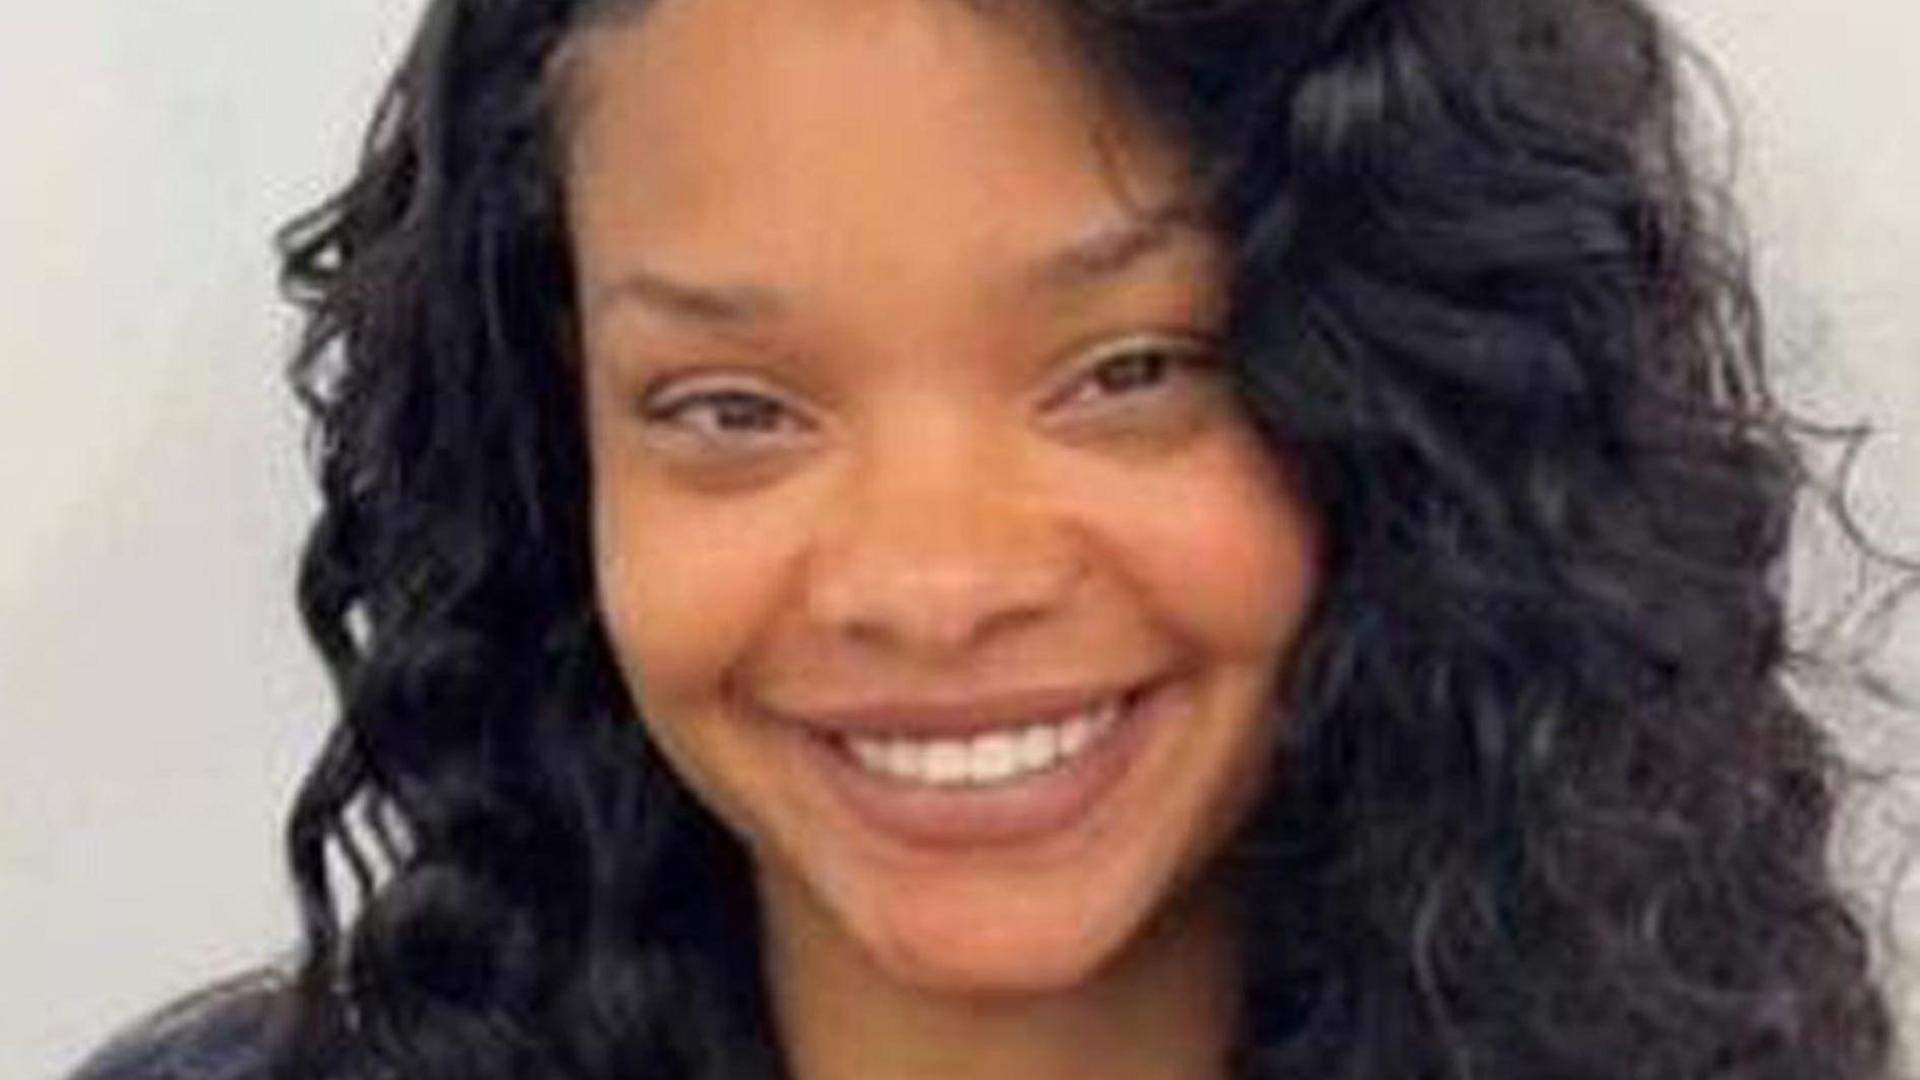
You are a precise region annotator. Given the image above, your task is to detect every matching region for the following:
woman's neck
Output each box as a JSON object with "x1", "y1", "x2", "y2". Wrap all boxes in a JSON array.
[{"x1": 758, "y1": 876, "x2": 1241, "y2": 1080}]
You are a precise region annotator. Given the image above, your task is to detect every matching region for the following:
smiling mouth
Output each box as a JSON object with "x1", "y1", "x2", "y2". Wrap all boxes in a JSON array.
[
  {"x1": 793, "y1": 676, "x2": 1170, "y2": 849},
  {"x1": 835, "y1": 692, "x2": 1131, "y2": 788}
]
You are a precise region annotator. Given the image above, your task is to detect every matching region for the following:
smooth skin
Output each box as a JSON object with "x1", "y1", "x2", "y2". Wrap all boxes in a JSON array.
[{"x1": 565, "y1": 1, "x2": 1322, "y2": 1076}]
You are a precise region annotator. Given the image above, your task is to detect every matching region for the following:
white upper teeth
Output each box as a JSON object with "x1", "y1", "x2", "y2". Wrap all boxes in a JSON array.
[{"x1": 842, "y1": 697, "x2": 1125, "y2": 788}]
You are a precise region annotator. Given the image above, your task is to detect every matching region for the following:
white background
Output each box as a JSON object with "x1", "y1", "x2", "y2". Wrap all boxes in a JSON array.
[{"x1": 2, "y1": 3, "x2": 1915, "y2": 1077}]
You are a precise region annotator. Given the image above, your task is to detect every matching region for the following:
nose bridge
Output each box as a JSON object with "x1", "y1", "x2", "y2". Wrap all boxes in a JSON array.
[{"x1": 803, "y1": 404, "x2": 1082, "y2": 658}]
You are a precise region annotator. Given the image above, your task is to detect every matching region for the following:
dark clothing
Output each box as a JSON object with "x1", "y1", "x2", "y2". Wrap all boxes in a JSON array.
[{"x1": 68, "y1": 971, "x2": 288, "y2": 1080}]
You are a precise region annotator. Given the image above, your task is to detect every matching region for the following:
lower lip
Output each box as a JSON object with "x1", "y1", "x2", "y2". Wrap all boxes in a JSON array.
[{"x1": 794, "y1": 679, "x2": 1168, "y2": 849}]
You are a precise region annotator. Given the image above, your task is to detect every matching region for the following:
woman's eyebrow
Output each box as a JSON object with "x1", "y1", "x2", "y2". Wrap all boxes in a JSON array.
[
  {"x1": 1021, "y1": 199, "x2": 1207, "y2": 295},
  {"x1": 583, "y1": 199, "x2": 1207, "y2": 330}
]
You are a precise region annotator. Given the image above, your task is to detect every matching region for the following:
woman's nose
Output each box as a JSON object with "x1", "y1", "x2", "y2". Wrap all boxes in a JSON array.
[{"x1": 800, "y1": 431, "x2": 1084, "y2": 662}]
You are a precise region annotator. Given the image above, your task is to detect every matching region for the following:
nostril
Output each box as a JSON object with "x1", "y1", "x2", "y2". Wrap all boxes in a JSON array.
[
  {"x1": 826, "y1": 572, "x2": 1057, "y2": 654},
  {"x1": 801, "y1": 515, "x2": 1086, "y2": 655}
]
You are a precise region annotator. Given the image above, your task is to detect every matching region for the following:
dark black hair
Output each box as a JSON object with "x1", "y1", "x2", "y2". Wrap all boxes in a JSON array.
[{"x1": 257, "y1": 0, "x2": 1902, "y2": 1076}]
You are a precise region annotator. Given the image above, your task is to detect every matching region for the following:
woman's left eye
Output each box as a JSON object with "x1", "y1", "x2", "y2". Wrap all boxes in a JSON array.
[{"x1": 1053, "y1": 337, "x2": 1217, "y2": 411}]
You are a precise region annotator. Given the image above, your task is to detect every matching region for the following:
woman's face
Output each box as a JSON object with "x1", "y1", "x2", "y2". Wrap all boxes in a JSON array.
[{"x1": 567, "y1": 0, "x2": 1320, "y2": 994}]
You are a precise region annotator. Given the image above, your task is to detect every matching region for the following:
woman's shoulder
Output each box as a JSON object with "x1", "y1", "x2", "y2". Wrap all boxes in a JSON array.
[{"x1": 65, "y1": 966, "x2": 334, "y2": 1080}]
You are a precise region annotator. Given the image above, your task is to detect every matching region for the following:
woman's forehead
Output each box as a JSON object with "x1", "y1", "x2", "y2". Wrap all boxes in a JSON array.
[{"x1": 558, "y1": 0, "x2": 1208, "y2": 336}]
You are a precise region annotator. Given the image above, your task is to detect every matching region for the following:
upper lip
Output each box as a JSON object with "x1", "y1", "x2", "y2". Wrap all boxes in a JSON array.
[{"x1": 767, "y1": 679, "x2": 1153, "y2": 739}]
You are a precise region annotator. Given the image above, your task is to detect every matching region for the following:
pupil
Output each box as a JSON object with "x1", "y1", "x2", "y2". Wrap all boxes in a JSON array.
[
  {"x1": 1100, "y1": 352, "x2": 1167, "y2": 394},
  {"x1": 714, "y1": 395, "x2": 780, "y2": 431}
]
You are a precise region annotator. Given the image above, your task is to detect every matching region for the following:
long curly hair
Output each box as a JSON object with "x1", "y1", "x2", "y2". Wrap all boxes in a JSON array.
[{"x1": 266, "y1": 0, "x2": 1901, "y2": 1076}]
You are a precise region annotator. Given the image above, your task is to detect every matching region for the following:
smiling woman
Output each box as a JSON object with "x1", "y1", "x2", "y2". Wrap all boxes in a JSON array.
[
  {"x1": 568, "y1": 11, "x2": 1317, "y2": 1039},
  {"x1": 66, "y1": 0, "x2": 1902, "y2": 1078}
]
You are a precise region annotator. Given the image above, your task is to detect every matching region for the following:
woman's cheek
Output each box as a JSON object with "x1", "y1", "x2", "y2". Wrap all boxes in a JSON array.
[
  {"x1": 1065, "y1": 429, "x2": 1320, "y2": 651},
  {"x1": 593, "y1": 482, "x2": 797, "y2": 712}
]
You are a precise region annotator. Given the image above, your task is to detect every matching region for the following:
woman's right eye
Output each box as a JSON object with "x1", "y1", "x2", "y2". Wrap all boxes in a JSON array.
[{"x1": 638, "y1": 386, "x2": 811, "y2": 450}]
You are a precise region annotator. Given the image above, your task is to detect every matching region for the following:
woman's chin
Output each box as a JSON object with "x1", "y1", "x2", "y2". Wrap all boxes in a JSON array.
[
  {"x1": 849, "y1": 887, "x2": 1145, "y2": 997},
  {"x1": 867, "y1": 931, "x2": 1113, "y2": 997}
]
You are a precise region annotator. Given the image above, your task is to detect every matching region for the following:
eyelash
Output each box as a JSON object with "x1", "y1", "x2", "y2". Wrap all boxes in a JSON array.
[
  {"x1": 638, "y1": 336, "x2": 1218, "y2": 446},
  {"x1": 642, "y1": 388, "x2": 794, "y2": 440},
  {"x1": 1049, "y1": 340, "x2": 1209, "y2": 409}
]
